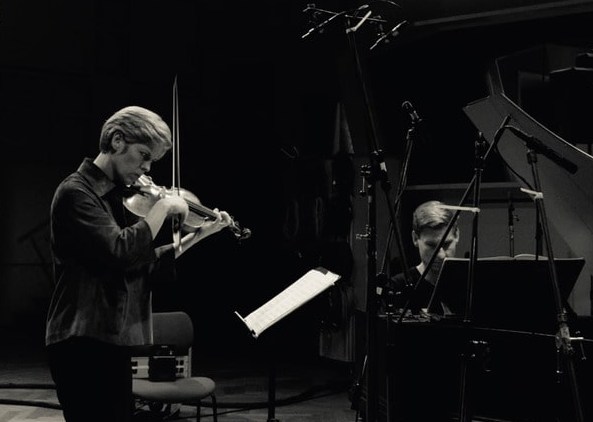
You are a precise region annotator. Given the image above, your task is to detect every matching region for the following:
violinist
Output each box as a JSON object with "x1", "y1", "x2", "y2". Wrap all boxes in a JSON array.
[{"x1": 45, "y1": 105, "x2": 232, "y2": 422}]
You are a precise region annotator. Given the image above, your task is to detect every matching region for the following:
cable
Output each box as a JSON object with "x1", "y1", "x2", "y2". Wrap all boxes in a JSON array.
[
  {"x1": 0, "y1": 378, "x2": 349, "y2": 412},
  {"x1": 0, "y1": 398, "x2": 61, "y2": 410},
  {"x1": 0, "y1": 382, "x2": 56, "y2": 389},
  {"x1": 493, "y1": 145, "x2": 535, "y2": 191},
  {"x1": 190, "y1": 378, "x2": 349, "y2": 409}
]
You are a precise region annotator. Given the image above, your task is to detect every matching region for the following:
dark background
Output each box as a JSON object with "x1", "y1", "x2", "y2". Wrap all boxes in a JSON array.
[{"x1": 2, "y1": 0, "x2": 593, "y2": 366}]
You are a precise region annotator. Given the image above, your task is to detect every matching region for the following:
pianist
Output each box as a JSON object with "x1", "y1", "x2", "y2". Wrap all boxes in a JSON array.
[{"x1": 386, "y1": 200, "x2": 460, "y2": 313}]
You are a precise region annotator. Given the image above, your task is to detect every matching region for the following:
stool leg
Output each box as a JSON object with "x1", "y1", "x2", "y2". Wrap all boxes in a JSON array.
[
  {"x1": 195, "y1": 402, "x2": 201, "y2": 422},
  {"x1": 211, "y1": 394, "x2": 218, "y2": 422}
]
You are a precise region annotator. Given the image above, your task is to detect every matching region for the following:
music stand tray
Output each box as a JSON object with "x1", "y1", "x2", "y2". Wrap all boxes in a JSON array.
[{"x1": 427, "y1": 255, "x2": 585, "y2": 333}]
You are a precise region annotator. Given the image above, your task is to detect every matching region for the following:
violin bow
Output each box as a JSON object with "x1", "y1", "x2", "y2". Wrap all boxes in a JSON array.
[{"x1": 172, "y1": 75, "x2": 182, "y2": 252}]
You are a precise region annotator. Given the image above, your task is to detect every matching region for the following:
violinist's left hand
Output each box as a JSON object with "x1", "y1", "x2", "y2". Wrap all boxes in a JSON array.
[
  {"x1": 197, "y1": 208, "x2": 232, "y2": 236},
  {"x1": 176, "y1": 208, "x2": 232, "y2": 255}
]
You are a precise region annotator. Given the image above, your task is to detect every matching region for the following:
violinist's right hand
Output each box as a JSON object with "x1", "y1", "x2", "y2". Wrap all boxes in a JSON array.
[
  {"x1": 157, "y1": 196, "x2": 189, "y2": 222},
  {"x1": 144, "y1": 195, "x2": 189, "y2": 239}
]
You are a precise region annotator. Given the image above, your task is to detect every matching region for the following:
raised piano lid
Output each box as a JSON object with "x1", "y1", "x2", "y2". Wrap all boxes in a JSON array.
[{"x1": 464, "y1": 92, "x2": 593, "y2": 315}]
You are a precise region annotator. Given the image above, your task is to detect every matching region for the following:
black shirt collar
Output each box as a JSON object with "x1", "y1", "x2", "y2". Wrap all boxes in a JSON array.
[{"x1": 77, "y1": 158, "x2": 118, "y2": 198}]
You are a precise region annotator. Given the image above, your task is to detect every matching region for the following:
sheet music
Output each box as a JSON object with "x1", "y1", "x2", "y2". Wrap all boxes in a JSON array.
[{"x1": 235, "y1": 267, "x2": 340, "y2": 338}]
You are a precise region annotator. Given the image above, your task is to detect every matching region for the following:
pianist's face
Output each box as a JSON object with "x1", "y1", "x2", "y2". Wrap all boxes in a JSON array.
[{"x1": 413, "y1": 226, "x2": 459, "y2": 282}]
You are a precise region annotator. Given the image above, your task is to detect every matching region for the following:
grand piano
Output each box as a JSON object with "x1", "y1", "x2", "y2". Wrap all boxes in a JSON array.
[
  {"x1": 375, "y1": 315, "x2": 593, "y2": 422},
  {"x1": 352, "y1": 1, "x2": 593, "y2": 421}
]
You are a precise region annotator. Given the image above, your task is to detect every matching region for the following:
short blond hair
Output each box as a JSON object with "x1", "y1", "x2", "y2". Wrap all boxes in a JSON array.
[
  {"x1": 412, "y1": 200, "x2": 458, "y2": 235},
  {"x1": 99, "y1": 106, "x2": 172, "y2": 153}
]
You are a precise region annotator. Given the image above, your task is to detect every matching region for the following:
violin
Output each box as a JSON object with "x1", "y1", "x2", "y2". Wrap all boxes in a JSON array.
[{"x1": 123, "y1": 175, "x2": 251, "y2": 241}]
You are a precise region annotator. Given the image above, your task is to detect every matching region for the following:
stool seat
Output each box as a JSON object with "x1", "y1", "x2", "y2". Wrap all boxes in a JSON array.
[{"x1": 133, "y1": 377, "x2": 215, "y2": 403}]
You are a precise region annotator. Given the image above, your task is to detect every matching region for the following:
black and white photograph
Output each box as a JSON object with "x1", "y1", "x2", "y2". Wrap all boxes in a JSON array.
[{"x1": 2, "y1": 1, "x2": 593, "y2": 421}]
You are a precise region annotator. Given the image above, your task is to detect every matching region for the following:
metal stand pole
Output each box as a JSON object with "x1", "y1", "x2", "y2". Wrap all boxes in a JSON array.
[
  {"x1": 524, "y1": 148, "x2": 585, "y2": 422},
  {"x1": 267, "y1": 358, "x2": 279, "y2": 422},
  {"x1": 458, "y1": 134, "x2": 487, "y2": 422}
]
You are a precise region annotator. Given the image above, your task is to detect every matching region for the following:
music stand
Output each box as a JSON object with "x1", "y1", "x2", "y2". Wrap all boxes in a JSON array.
[
  {"x1": 235, "y1": 267, "x2": 341, "y2": 422},
  {"x1": 427, "y1": 256, "x2": 585, "y2": 333}
]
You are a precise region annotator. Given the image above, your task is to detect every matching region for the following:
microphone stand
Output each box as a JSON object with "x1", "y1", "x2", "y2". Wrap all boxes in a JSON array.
[
  {"x1": 356, "y1": 112, "x2": 419, "y2": 421},
  {"x1": 301, "y1": 5, "x2": 386, "y2": 40},
  {"x1": 391, "y1": 115, "x2": 509, "y2": 422},
  {"x1": 301, "y1": 9, "x2": 394, "y2": 421},
  {"x1": 376, "y1": 115, "x2": 418, "y2": 422},
  {"x1": 267, "y1": 352, "x2": 279, "y2": 422},
  {"x1": 522, "y1": 146, "x2": 585, "y2": 422},
  {"x1": 342, "y1": 12, "x2": 411, "y2": 422},
  {"x1": 535, "y1": 206, "x2": 543, "y2": 258},
  {"x1": 507, "y1": 193, "x2": 516, "y2": 257},
  {"x1": 397, "y1": 115, "x2": 511, "y2": 323},
  {"x1": 377, "y1": 112, "x2": 419, "y2": 309},
  {"x1": 300, "y1": 7, "x2": 412, "y2": 420},
  {"x1": 388, "y1": 108, "x2": 421, "y2": 279},
  {"x1": 457, "y1": 133, "x2": 487, "y2": 422}
]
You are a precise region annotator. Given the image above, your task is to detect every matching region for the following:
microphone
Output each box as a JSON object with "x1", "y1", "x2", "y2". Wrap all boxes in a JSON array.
[
  {"x1": 401, "y1": 100, "x2": 421, "y2": 125},
  {"x1": 369, "y1": 19, "x2": 408, "y2": 50},
  {"x1": 503, "y1": 125, "x2": 578, "y2": 174},
  {"x1": 346, "y1": 9, "x2": 373, "y2": 34},
  {"x1": 301, "y1": 5, "x2": 370, "y2": 40}
]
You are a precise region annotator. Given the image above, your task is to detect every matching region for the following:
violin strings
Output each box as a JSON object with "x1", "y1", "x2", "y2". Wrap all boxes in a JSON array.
[
  {"x1": 185, "y1": 200, "x2": 216, "y2": 219},
  {"x1": 184, "y1": 199, "x2": 238, "y2": 231}
]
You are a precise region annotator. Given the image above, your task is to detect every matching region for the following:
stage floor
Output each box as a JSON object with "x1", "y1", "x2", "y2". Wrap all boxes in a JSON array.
[{"x1": 0, "y1": 348, "x2": 357, "y2": 422}]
